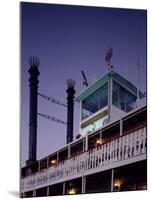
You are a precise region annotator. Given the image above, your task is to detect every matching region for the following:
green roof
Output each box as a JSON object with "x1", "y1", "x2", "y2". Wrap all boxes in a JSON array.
[{"x1": 75, "y1": 69, "x2": 144, "y2": 102}]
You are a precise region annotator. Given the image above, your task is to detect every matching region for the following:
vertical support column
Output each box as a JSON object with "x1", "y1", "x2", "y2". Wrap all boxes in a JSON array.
[
  {"x1": 79, "y1": 101, "x2": 82, "y2": 132},
  {"x1": 120, "y1": 119, "x2": 123, "y2": 136},
  {"x1": 108, "y1": 75, "x2": 112, "y2": 123},
  {"x1": 23, "y1": 192, "x2": 26, "y2": 198},
  {"x1": 47, "y1": 186, "x2": 49, "y2": 196},
  {"x1": 82, "y1": 176, "x2": 86, "y2": 194},
  {"x1": 57, "y1": 151, "x2": 59, "y2": 162},
  {"x1": 83, "y1": 138, "x2": 85, "y2": 152},
  {"x1": 38, "y1": 160, "x2": 40, "y2": 171},
  {"x1": 110, "y1": 77, "x2": 113, "y2": 122},
  {"x1": 68, "y1": 145, "x2": 71, "y2": 158},
  {"x1": 100, "y1": 131, "x2": 102, "y2": 141},
  {"x1": 111, "y1": 169, "x2": 114, "y2": 192},
  {"x1": 33, "y1": 190, "x2": 36, "y2": 197},
  {"x1": 85, "y1": 133, "x2": 88, "y2": 151},
  {"x1": 82, "y1": 176, "x2": 84, "y2": 194},
  {"x1": 133, "y1": 183, "x2": 137, "y2": 190},
  {"x1": 63, "y1": 182, "x2": 66, "y2": 195},
  {"x1": 47, "y1": 156, "x2": 49, "y2": 168}
]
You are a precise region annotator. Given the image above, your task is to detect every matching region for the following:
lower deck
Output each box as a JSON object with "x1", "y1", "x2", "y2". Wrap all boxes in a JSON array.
[{"x1": 21, "y1": 159, "x2": 147, "y2": 197}]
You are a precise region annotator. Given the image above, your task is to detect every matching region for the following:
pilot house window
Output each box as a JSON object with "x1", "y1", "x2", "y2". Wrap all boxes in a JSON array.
[{"x1": 82, "y1": 83, "x2": 108, "y2": 120}]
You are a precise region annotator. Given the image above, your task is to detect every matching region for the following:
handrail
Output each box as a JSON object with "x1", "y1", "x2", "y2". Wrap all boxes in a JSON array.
[
  {"x1": 21, "y1": 127, "x2": 146, "y2": 193},
  {"x1": 21, "y1": 124, "x2": 146, "y2": 178}
]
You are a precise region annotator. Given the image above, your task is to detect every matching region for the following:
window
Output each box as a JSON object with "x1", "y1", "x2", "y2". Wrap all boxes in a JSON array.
[
  {"x1": 82, "y1": 83, "x2": 108, "y2": 120},
  {"x1": 112, "y1": 81, "x2": 136, "y2": 112}
]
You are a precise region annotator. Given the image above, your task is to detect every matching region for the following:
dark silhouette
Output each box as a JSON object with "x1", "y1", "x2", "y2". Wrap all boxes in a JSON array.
[
  {"x1": 26, "y1": 56, "x2": 40, "y2": 171},
  {"x1": 66, "y1": 79, "x2": 76, "y2": 144}
]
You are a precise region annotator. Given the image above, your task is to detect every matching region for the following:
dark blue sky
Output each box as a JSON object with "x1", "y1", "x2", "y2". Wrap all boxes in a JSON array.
[{"x1": 21, "y1": 2, "x2": 147, "y2": 166}]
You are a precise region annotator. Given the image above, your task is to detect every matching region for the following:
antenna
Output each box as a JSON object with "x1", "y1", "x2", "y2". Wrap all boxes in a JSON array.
[
  {"x1": 105, "y1": 47, "x2": 113, "y2": 69},
  {"x1": 81, "y1": 70, "x2": 88, "y2": 88}
]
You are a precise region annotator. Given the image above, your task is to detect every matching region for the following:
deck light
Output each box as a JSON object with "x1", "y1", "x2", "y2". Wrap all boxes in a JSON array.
[
  {"x1": 114, "y1": 179, "x2": 121, "y2": 191},
  {"x1": 96, "y1": 138, "x2": 102, "y2": 145},
  {"x1": 51, "y1": 159, "x2": 57, "y2": 164},
  {"x1": 68, "y1": 188, "x2": 76, "y2": 195}
]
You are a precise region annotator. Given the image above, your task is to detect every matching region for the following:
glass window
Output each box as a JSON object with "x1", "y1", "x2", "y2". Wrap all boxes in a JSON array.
[
  {"x1": 112, "y1": 81, "x2": 136, "y2": 112},
  {"x1": 82, "y1": 83, "x2": 108, "y2": 120}
]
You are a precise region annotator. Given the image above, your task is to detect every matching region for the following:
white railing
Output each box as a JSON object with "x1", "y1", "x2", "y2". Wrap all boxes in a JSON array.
[{"x1": 21, "y1": 127, "x2": 146, "y2": 192}]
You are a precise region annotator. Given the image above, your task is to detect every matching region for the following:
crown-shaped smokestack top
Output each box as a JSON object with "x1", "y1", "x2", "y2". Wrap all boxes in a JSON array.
[
  {"x1": 29, "y1": 56, "x2": 40, "y2": 69},
  {"x1": 67, "y1": 79, "x2": 76, "y2": 89}
]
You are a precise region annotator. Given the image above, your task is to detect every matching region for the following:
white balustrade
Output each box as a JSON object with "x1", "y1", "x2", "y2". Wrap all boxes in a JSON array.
[{"x1": 21, "y1": 127, "x2": 147, "y2": 192}]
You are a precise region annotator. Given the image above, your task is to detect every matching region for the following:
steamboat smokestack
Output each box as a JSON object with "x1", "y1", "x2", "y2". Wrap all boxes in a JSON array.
[
  {"x1": 66, "y1": 79, "x2": 76, "y2": 144},
  {"x1": 26, "y1": 56, "x2": 40, "y2": 166}
]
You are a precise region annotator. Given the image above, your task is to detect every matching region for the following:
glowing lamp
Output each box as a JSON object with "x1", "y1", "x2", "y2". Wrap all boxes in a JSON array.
[
  {"x1": 51, "y1": 159, "x2": 56, "y2": 164},
  {"x1": 96, "y1": 139, "x2": 102, "y2": 145},
  {"x1": 114, "y1": 179, "x2": 121, "y2": 191},
  {"x1": 68, "y1": 188, "x2": 76, "y2": 195}
]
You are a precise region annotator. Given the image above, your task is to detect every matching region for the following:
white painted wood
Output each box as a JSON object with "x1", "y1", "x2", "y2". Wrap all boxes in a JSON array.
[
  {"x1": 47, "y1": 156, "x2": 49, "y2": 168},
  {"x1": 111, "y1": 169, "x2": 114, "y2": 192},
  {"x1": 63, "y1": 182, "x2": 65, "y2": 195},
  {"x1": 21, "y1": 127, "x2": 147, "y2": 193},
  {"x1": 120, "y1": 119, "x2": 123, "y2": 136},
  {"x1": 47, "y1": 186, "x2": 49, "y2": 196},
  {"x1": 79, "y1": 101, "x2": 82, "y2": 132},
  {"x1": 33, "y1": 190, "x2": 36, "y2": 197},
  {"x1": 57, "y1": 151, "x2": 59, "y2": 162},
  {"x1": 82, "y1": 176, "x2": 86, "y2": 194},
  {"x1": 85, "y1": 133, "x2": 88, "y2": 151},
  {"x1": 68, "y1": 145, "x2": 71, "y2": 158}
]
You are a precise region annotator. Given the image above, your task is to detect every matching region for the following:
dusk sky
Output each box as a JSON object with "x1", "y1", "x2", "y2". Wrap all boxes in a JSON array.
[{"x1": 21, "y1": 2, "x2": 147, "y2": 167}]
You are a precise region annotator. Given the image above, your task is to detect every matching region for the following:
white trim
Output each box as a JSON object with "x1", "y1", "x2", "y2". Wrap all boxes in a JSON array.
[
  {"x1": 120, "y1": 119, "x2": 123, "y2": 136},
  {"x1": 80, "y1": 106, "x2": 108, "y2": 125},
  {"x1": 111, "y1": 169, "x2": 114, "y2": 192},
  {"x1": 63, "y1": 182, "x2": 65, "y2": 195},
  {"x1": 21, "y1": 127, "x2": 146, "y2": 192},
  {"x1": 21, "y1": 154, "x2": 146, "y2": 193}
]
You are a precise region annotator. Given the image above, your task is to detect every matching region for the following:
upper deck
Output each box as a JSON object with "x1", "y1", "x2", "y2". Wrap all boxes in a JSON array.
[{"x1": 21, "y1": 105, "x2": 147, "y2": 193}]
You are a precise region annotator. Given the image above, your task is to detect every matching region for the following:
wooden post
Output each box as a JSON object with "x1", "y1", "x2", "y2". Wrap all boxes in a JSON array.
[
  {"x1": 111, "y1": 169, "x2": 114, "y2": 192},
  {"x1": 47, "y1": 186, "x2": 49, "y2": 196},
  {"x1": 57, "y1": 151, "x2": 59, "y2": 162},
  {"x1": 23, "y1": 192, "x2": 26, "y2": 198},
  {"x1": 120, "y1": 119, "x2": 123, "y2": 136},
  {"x1": 83, "y1": 138, "x2": 85, "y2": 152},
  {"x1": 63, "y1": 182, "x2": 66, "y2": 195},
  {"x1": 33, "y1": 190, "x2": 36, "y2": 197},
  {"x1": 47, "y1": 156, "x2": 49, "y2": 168},
  {"x1": 108, "y1": 76, "x2": 113, "y2": 122},
  {"x1": 82, "y1": 176, "x2": 86, "y2": 194},
  {"x1": 68, "y1": 145, "x2": 71, "y2": 158},
  {"x1": 85, "y1": 133, "x2": 88, "y2": 151}
]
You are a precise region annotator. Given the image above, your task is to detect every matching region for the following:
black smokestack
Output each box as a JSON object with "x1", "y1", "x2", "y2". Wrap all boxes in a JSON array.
[
  {"x1": 26, "y1": 56, "x2": 40, "y2": 166},
  {"x1": 66, "y1": 79, "x2": 76, "y2": 144}
]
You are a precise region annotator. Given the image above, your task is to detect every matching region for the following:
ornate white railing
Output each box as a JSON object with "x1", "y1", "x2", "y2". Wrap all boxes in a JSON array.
[{"x1": 21, "y1": 127, "x2": 146, "y2": 192}]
